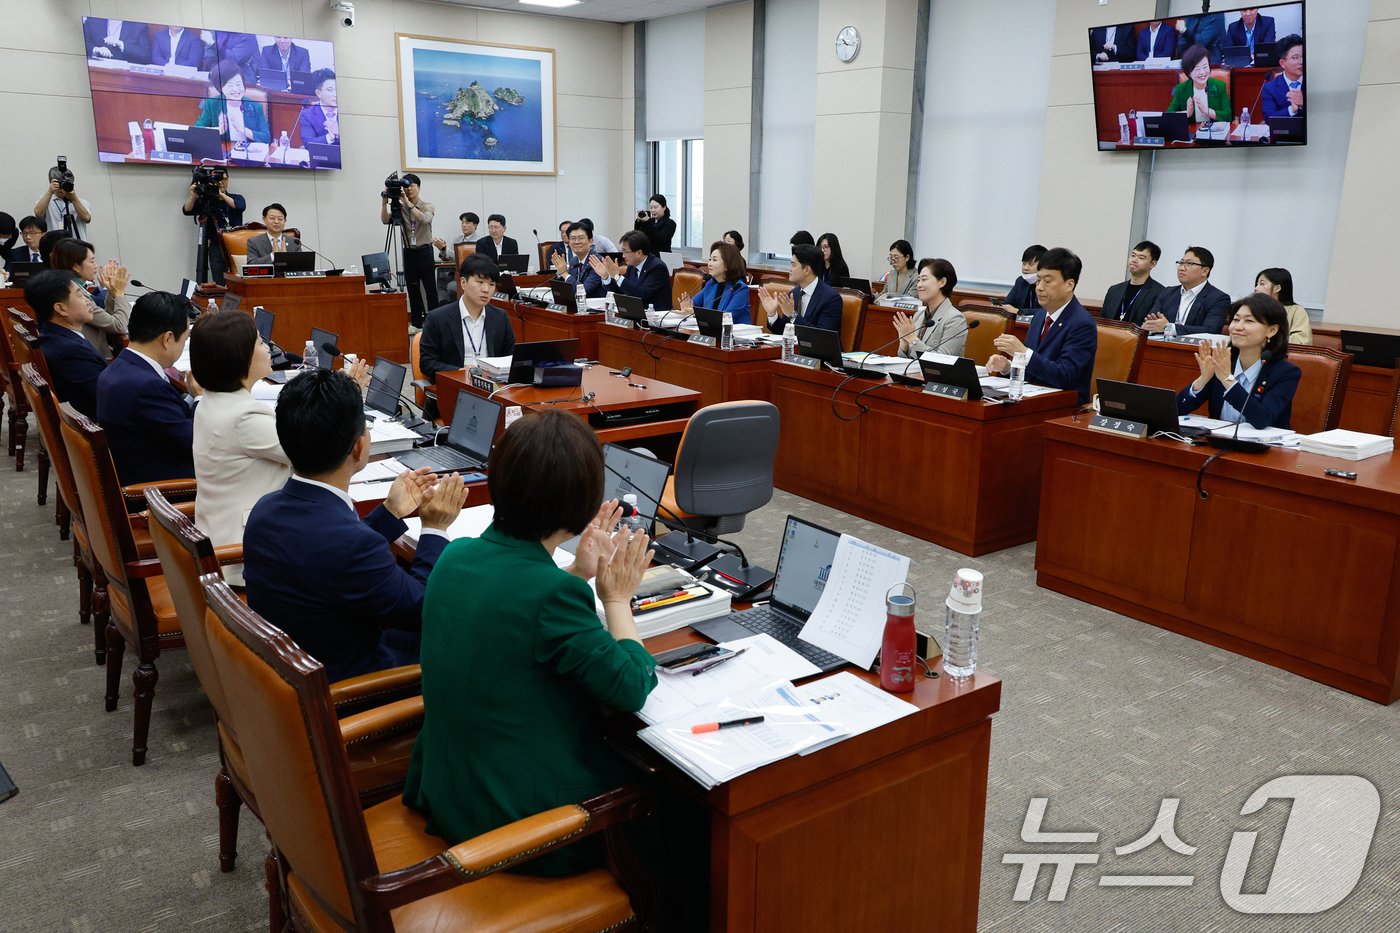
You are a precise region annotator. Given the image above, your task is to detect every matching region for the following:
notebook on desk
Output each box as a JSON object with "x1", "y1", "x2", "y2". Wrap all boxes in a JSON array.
[{"x1": 690, "y1": 515, "x2": 847, "y2": 672}]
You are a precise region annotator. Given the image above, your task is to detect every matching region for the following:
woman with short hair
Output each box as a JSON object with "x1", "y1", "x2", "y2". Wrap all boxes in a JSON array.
[
  {"x1": 880, "y1": 239, "x2": 918, "y2": 297},
  {"x1": 893, "y1": 257, "x2": 968, "y2": 359},
  {"x1": 685, "y1": 241, "x2": 752, "y2": 323},
  {"x1": 51, "y1": 236, "x2": 128, "y2": 359},
  {"x1": 1177, "y1": 293, "x2": 1300, "y2": 429}
]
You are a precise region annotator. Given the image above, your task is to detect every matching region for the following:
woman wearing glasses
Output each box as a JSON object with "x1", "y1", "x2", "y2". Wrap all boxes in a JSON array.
[{"x1": 879, "y1": 240, "x2": 918, "y2": 298}]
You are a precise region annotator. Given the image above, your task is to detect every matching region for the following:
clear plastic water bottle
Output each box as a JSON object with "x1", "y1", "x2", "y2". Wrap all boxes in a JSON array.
[
  {"x1": 278, "y1": 129, "x2": 290, "y2": 149},
  {"x1": 575, "y1": 284, "x2": 587, "y2": 316},
  {"x1": 645, "y1": 302, "x2": 656, "y2": 328},
  {"x1": 604, "y1": 295, "x2": 617, "y2": 325},
  {"x1": 206, "y1": 297, "x2": 218, "y2": 314},
  {"x1": 129, "y1": 121, "x2": 146, "y2": 159},
  {"x1": 781, "y1": 322, "x2": 797, "y2": 362},
  {"x1": 1117, "y1": 112, "x2": 1129, "y2": 146},
  {"x1": 301, "y1": 340, "x2": 319, "y2": 372},
  {"x1": 620, "y1": 494, "x2": 644, "y2": 536},
  {"x1": 1008, "y1": 351, "x2": 1027, "y2": 401},
  {"x1": 720, "y1": 311, "x2": 734, "y2": 350},
  {"x1": 943, "y1": 569, "x2": 982, "y2": 680}
]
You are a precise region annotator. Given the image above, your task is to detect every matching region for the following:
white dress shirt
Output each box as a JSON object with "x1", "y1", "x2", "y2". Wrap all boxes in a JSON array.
[
  {"x1": 1166, "y1": 281, "x2": 1207, "y2": 338},
  {"x1": 460, "y1": 298, "x2": 487, "y2": 365}
]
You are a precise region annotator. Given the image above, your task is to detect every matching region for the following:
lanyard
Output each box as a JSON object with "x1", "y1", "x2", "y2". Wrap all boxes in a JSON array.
[{"x1": 463, "y1": 315, "x2": 482, "y2": 356}]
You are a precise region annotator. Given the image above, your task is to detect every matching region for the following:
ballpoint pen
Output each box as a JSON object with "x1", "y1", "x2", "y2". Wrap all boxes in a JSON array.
[{"x1": 690, "y1": 647, "x2": 748, "y2": 676}]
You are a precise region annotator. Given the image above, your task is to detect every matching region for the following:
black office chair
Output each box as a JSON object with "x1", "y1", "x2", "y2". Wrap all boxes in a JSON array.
[{"x1": 660, "y1": 401, "x2": 780, "y2": 536}]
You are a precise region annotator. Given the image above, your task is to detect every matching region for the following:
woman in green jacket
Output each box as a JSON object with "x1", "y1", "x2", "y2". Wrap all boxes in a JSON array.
[
  {"x1": 195, "y1": 59, "x2": 270, "y2": 145},
  {"x1": 403, "y1": 409, "x2": 658, "y2": 875},
  {"x1": 1168, "y1": 44, "x2": 1231, "y2": 125}
]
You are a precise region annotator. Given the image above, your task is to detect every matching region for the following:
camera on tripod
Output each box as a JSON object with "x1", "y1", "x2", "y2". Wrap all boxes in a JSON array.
[
  {"x1": 192, "y1": 165, "x2": 228, "y2": 197},
  {"x1": 382, "y1": 171, "x2": 406, "y2": 226},
  {"x1": 51, "y1": 157, "x2": 76, "y2": 193}
]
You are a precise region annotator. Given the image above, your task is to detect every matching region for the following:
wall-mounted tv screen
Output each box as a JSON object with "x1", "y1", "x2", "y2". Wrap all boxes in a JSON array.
[
  {"x1": 81, "y1": 18, "x2": 340, "y2": 171},
  {"x1": 1088, "y1": 2, "x2": 1305, "y2": 152}
]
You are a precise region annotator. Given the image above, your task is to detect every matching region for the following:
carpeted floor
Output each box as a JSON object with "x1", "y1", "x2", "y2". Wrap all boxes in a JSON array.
[{"x1": 0, "y1": 423, "x2": 1396, "y2": 931}]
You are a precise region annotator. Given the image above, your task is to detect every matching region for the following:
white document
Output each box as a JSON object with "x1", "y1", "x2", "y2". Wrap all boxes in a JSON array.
[
  {"x1": 1179, "y1": 414, "x2": 1232, "y2": 431},
  {"x1": 798, "y1": 535, "x2": 910, "y2": 669},
  {"x1": 401, "y1": 503, "x2": 495, "y2": 546},
  {"x1": 980, "y1": 376, "x2": 1060, "y2": 398},
  {"x1": 370, "y1": 420, "x2": 419, "y2": 443},
  {"x1": 792, "y1": 672, "x2": 920, "y2": 754},
  {"x1": 1210, "y1": 424, "x2": 1297, "y2": 445},
  {"x1": 844, "y1": 352, "x2": 906, "y2": 368},
  {"x1": 639, "y1": 634, "x2": 821, "y2": 725},
  {"x1": 250, "y1": 380, "x2": 283, "y2": 403}
]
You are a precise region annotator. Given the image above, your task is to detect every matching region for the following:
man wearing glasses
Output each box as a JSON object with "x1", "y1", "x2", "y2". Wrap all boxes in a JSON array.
[{"x1": 1136, "y1": 246, "x2": 1229, "y2": 338}]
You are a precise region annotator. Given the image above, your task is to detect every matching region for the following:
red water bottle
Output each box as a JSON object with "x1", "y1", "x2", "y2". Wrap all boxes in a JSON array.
[{"x1": 880, "y1": 584, "x2": 917, "y2": 693}]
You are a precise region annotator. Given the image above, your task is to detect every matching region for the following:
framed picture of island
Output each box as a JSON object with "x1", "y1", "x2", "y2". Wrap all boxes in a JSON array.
[{"x1": 394, "y1": 34, "x2": 556, "y2": 175}]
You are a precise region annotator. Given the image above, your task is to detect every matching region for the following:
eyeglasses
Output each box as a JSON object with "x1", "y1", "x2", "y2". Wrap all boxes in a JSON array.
[{"x1": 1176, "y1": 260, "x2": 1204, "y2": 268}]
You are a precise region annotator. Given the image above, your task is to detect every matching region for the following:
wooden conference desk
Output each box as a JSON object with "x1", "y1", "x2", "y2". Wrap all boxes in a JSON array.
[
  {"x1": 435, "y1": 364, "x2": 700, "y2": 448},
  {"x1": 598, "y1": 323, "x2": 782, "y2": 407},
  {"x1": 221, "y1": 274, "x2": 409, "y2": 364},
  {"x1": 0, "y1": 288, "x2": 34, "y2": 319},
  {"x1": 497, "y1": 300, "x2": 605, "y2": 361},
  {"x1": 1035, "y1": 416, "x2": 1400, "y2": 704},
  {"x1": 771, "y1": 365, "x2": 1079, "y2": 555}
]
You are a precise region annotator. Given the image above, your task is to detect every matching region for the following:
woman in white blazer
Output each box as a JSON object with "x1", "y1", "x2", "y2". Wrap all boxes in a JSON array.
[
  {"x1": 893, "y1": 257, "x2": 968, "y2": 359},
  {"x1": 189, "y1": 312, "x2": 292, "y2": 586}
]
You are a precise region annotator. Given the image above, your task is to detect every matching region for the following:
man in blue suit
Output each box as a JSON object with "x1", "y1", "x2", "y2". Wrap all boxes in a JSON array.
[
  {"x1": 83, "y1": 17, "x2": 153, "y2": 65},
  {"x1": 151, "y1": 25, "x2": 205, "y2": 69},
  {"x1": 759, "y1": 243, "x2": 843, "y2": 333},
  {"x1": 1225, "y1": 9, "x2": 1276, "y2": 60},
  {"x1": 1261, "y1": 35, "x2": 1305, "y2": 119},
  {"x1": 550, "y1": 221, "x2": 606, "y2": 299},
  {"x1": 257, "y1": 35, "x2": 311, "y2": 84},
  {"x1": 988, "y1": 247, "x2": 1098, "y2": 404},
  {"x1": 95, "y1": 291, "x2": 196, "y2": 485},
  {"x1": 1138, "y1": 245, "x2": 1231, "y2": 338},
  {"x1": 1177, "y1": 12, "x2": 1228, "y2": 64},
  {"x1": 595, "y1": 230, "x2": 672, "y2": 311},
  {"x1": 25, "y1": 270, "x2": 107, "y2": 418},
  {"x1": 242, "y1": 370, "x2": 468, "y2": 682},
  {"x1": 1135, "y1": 20, "x2": 1177, "y2": 60},
  {"x1": 296, "y1": 70, "x2": 340, "y2": 144}
]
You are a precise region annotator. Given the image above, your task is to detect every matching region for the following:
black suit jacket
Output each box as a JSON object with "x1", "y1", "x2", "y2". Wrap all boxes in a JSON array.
[
  {"x1": 771, "y1": 279, "x2": 844, "y2": 333},
  {"x1": 1005, "y1": 277, "x2": 1040, "y2": 312},
  {"x1": 1091, "y1": 25, "x2": 1135, "y2": 63},
  {"x1": 1177, "y1": 352, "x2": 1300, "y2": 429},
  {"x1": 258, "y1": 43, "x2": 311, "y2": 75},
  {"x1": 1140, "y1": 281, "x2": 1231, "y2": 336},
  {"x1": 474, "y1": 236, "x2": 520, "y2": 262},
  {"x1": 8, "y1": 245, "x2": 42, "y2": 265},
  {"x1": 606, "y1": 255, "x2": 672, "y2": 311},
  {"x1": 1101, "y1": 277, "x2": 1166, "y2": 323},
  {"x1": 83, "y1": 18, "x2": 153, "y2": 64},
  {"x1": 95, "y1": 349, "x2": 195, "y2": 485},
  {"x1": 243, "y1": 480, "x2": 448, "y2": 682},
  {"x1": 419, "y1": 301, "x2": 517, "y2": 380},
  {"x1": 38, "y1": 322, "x2": 107, "y2": 418}
]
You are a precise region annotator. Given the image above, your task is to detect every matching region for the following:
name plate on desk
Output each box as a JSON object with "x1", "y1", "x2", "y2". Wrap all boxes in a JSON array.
[
  {"x1": 611, "y1": 319, "x2": 636, "y2": 329},
  {"x1": 1132, "y1": 136, "x2": 1166, "y2": 147},
  {"x1": 922, "y1": 381, "x2": 969, "y2": 401},
  {"x1": 149, "y1": 150, "x2": 192, "y2": 163},
  {"x1": 1087, "y1": 414, "x2": 1149, "y2": 439},
  {"x1": 689, "y1": 335, "x2": 717, "y2": 348},
  {"x1": 548, "y1": 303, "x2": 571, "y2": 314},
  {"x1": 493, "y1": 291, "x2": 511, "y2": 302},
  {"x1": 786, "y1": 355, "x2": 822, "y2": 371}
]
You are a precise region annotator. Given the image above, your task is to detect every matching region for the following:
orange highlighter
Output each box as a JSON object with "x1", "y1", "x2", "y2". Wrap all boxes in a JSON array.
[{"x1": 690, "y1": 715, "x2": 765, "y2": 734}]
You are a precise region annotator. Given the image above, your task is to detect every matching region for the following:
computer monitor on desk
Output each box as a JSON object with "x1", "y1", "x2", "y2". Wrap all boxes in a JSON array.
[
  {"x1": 160, "y1": 124, "x2": 224, "y2": 163},
  {"x1": 1141, "y1": 112, "x2": 1190, "y2": 143},
  {"x1": 1339, "y1": 330, "x2": 1400, "y2": 369},
  {"x1": 362, "y1": 252, "x2": 393, "y2": 289},
  {"x1": 507, "y1": 338, "x2": 579, "y2": 385},
  {"x1": 273, "y1": 251, "x2": 317, "y2": 275},
  {"x1": 497, "y1": 253, "x2": 529, "y2": 274}
]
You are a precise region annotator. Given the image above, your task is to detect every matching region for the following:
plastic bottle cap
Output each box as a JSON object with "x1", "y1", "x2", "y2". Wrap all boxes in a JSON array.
[{"x1": 946, "y1": 568, "x2": 983, "y2": 613}]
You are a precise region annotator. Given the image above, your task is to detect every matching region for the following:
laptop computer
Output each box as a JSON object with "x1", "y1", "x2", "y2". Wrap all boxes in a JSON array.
[
  {"x1": 793, "y1": 325, "x2": 885, "y2": 378},
  {"x1": 397, "y1": 389, "x2": 502, "y2": 473},
  {"x1": 835, "y1": 276, "x2": 874, "y2": 296},
  {"x1": 916, "y1": 355, "x2": 999, "y2": 401},
  {"x1": 1339, "y1": 330, "x2": 1400, "y2": 369},
  {"x1": 561, "y1": 444, "x2": 673, "y2": 554},
  {"x1": 305, "y1": 142, "x2": 341, "y2": 170},
  {"x1": 1096, "y1": 379, "x2": 1210, "y2": 437},
  {"x1": 494, "y1": 273, "x2": 520, "y2": 299},
  {"x1": 310, "y1": 327, "x2": 338, "y2": 370},
  {"x1": 287, "y1": 70, "x2": 317, "y2": 96},
  {"x1": 1142, "y1": 111, "x2": 1190, "y2": 143},
  {"x1": 613, "y1": 293, "x2": 647, "y2": 322},
  {"x1": 497, "y1": 253, "x2": 529, "y2": 274},
  {"x1": 1265, "y1": 115, "x2": 1304, "y2": 141},
  {"x1": 364, "y1": 357, "x2": 407, "y2": 417},
  {"x1": 693, "y1": 307, "x2": 726, "y2": 339},
  {"x1": 1220, "y1": 45, "x2": 1253, "y2": 69},
  {"x1": 4, "y1": 261, "x2": 42, "y2": 286},
  {"x1": 507, "y1": 338, "x2": 579, "y2": 385},
  {"x1": 162, "y1": 124, "x2": 224, "y2": 163},
  {"x1": 549, "y1": 278, "x2": 582, "y2": 310},
  {"x1": 1252, "y1": 41, "x2": 1277, "y2": 66},
  {"x1": 273, "y1": 251, "x2": 317, "y2": 275},
  {"x1": 690, "y1": 515, "x2": 847, "y2": 672},
  {"x1": 252, "y1": 306, "x2": 293, "y2": 372}
]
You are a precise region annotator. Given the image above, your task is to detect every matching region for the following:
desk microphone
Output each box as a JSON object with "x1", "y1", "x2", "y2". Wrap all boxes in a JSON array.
[
  {"x1": 1196, "y1": 349, "x2": 1272, "y2": 498},
  {"x1": 861, "y1": 316, "x2": 980, "y2": 376},
  {"x1": 320, "y1": 341, "x2": 427, "y2": 427}
]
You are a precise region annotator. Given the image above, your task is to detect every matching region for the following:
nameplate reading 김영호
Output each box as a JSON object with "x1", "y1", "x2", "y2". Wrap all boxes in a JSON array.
[
  {"x1": 1087, "y1": 414, "x2": 1149, "y2": 439},
  {"x1": 922, "y1": 381, "x2": 969, "y2": 400},
  {"x1": 786, "y1": 355, "x2": 822, "y2": 370},
  {"x1": 689, "y1": 335, "x2": 717, "y2": 348}
]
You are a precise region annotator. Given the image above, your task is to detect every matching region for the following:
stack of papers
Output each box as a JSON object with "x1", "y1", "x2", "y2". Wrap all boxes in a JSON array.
[
  {"x1": 1195, "y1": 123, "x2": 1229, "y2": 141},
  {"x1": 1210, "y1": 424, "x2": 1299, "y2": 447},
  {"x1": 638, "y1": 634, "x2": 820, "y2": 725},
  {"x1": 637, "y1": 671, "x2": 918, "y2": 788},
  {"x1": 843, "y1": 352, "x2": 908, "y2": 370},
  {"x1": 624, "y1": 580, "x2": 731, "y2": 639},
  {"x1": 349, "y1": 457, "x2": 409, "y2": 502},
  {"x1": 473, "y1": 355, "x2": 513, "y2": 381},
  {"x1": 370, "y1": 419, "x2": 420, "y2": 455},
  {"x1": 1299, "y1": 429, "x2": 1394, "y2": 462}
]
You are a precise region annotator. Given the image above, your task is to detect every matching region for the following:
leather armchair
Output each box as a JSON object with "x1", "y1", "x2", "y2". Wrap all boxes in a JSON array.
[
  {"x1": 1, "y1": 306, "x2": 33, "y2": 469},
  {"x1": 1288, "y1": 345, "x2": 1352, "y2": 435},
  {"x1": 960, "y1": 306, "x2": 1013, "y2": 365},
  {"x1": 11, "y1": 321, "x2": 53, "y2": 515},
  {"x1": 1092, "y1": 319, "x2": 1147, "y2": 398},
  {"x1": 835, "y1": 287, "x2": 866, "y2": 352},
  {"x1": 671, "y1": 268, "x2": 704, "y2": 309}
]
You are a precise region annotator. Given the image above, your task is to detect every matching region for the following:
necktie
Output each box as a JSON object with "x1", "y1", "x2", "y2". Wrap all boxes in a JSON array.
[
  {"x1": 793, "y1": 288, "x2": 804, "y2": 320},
  {"x1": 1039, "y1": 315, "x2": 1053, "y2": 343},
  {"x1": 1289, "y1": 81, "x2": 1300, "y2": 89},
  {"x1": 31, "y1": 251, "x2": 39, "y2": 262}
]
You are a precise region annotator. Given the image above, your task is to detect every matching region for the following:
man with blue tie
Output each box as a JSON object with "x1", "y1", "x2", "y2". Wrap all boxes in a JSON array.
[
  {"x1": 986, "y1": 247, "x2": 1098, "y2": 404},
  {"x1": 593, "y1": 230, "x2": 671, "y2": 311},
  {"x1": 1225, "y1": 9, "x2": 1276, "y2": 62},
  {"x1": 7, "y1": 215, "x2": 45, "y2": 266},
  {"x1": 1261, "y1": 35, "x2": 1304, "y2": 119},
  {"x1": 95, "y1": 291, "x2": 198, "y2": 485},
  {"x1": 1138, "y1": 246, "x2": 1231, "y2": 338},
  {"x1": 242, "y1": 369, "x2": 468, "y2": 682},
  {"x1": 24, "y1": 270, "x2": 107, "y2": 418},
  {"x1": 759, "y1": 243, "x2": 843, "y2": 333},
  {"x1": 550, "y1": 221, "x2": 606, "y2": 298}
]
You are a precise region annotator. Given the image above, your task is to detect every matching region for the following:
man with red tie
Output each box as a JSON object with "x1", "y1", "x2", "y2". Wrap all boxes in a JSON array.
[
  {"x1": 95, "y1": 292, "x2": 200, "y2": 485},
  {"x1": 986, "y1": 247, "x2": 1098, "y2": 403}
]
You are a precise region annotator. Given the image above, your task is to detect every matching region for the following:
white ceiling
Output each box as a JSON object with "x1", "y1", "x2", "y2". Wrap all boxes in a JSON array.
[{"x1": 428, "y1": 0, "x2": 739, "y2": 25}]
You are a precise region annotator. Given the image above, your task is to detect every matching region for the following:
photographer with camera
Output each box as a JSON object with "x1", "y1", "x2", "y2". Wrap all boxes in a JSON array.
[
  {"x1": 182, "y1": 167, "x2": 245, "y2": 285},
  {"x1": 35, "y1": 159, "x2": 91, "y2": 240},
  {"x1": 379, "y1": 172, "x2": 437, "y2": 329}
]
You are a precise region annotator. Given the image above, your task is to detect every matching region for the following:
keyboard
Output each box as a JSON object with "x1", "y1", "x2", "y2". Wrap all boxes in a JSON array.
[
  {"x1": 728, "y1": 604, "x2": 846, "y2": 671},
  {"x1": 405, "y1": 446, "x2": 482, "y2": 472}
]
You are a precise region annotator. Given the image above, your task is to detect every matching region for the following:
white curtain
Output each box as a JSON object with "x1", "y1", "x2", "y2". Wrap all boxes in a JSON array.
[
  {"x1": 757, "y1": 0, "x2": 817, "y2": 255},
  {"x1": 645, "y1": 11, "x2": 706, "y2": 142}
]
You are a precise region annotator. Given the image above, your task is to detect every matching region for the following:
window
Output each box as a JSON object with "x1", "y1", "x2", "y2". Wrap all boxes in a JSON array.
[{"x1": 651, "y1": 138, "x2": 704, "y2": 250}]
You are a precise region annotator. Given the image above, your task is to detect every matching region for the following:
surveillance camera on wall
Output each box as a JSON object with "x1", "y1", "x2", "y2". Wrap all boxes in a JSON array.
[{"x1": 332, "y1": 1, "x2": 355, "y2": 28}]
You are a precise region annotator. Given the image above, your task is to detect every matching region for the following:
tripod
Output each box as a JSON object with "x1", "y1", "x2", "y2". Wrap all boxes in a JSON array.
[
  {"x1": 56, "y1": 197, "x2": 78, "y2": 238},
  {"x1": 193, "y1": 211, "x2": 224, "y2": 285},
  {"x1": 382, "y1": 213, "x2": 409, "y2": 292}
]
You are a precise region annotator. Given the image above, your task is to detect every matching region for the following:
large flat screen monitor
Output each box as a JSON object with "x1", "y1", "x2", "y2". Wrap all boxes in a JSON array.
[
  {"x1": 81, "y1": 18, "x2": 340, "y2": 171},
  {"x1": 1087, "y1": 2, "x2": 1306, "y2": 152}
]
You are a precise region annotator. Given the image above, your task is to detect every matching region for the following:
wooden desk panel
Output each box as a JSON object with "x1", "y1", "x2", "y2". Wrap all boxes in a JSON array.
[
  {"x1": 772, "y1": 365, "x2": 1078, "y2": 555},
  {"x1": 1, "y1": 289, "x2": 35, "y2": 320},
  {"x1": 224, "y1": 275, "x2": 408, "y2": 364},
  {"x1": 1091, "y1": 68, "x2": 1184, "y2": 141},
  {"x1": 598, "y1": 324, "x2": 781, "y2": 407},
  {"x1": 1036, "y1": 417, "x2": 1400, "y2": 703},
  {"x1": 501, "y1": 301, "x2": 603, "y2": 360}
]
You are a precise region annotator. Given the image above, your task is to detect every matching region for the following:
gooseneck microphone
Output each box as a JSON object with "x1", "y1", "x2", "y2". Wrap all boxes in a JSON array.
[{"x1": 321, "y1": 341, "x2": 427, "y2": 427}]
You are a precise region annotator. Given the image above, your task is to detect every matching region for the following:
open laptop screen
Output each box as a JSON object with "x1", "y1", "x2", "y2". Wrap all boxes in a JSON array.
[
  {"x1": 365, "y1": 358, "x2": 405, "y2": 416},
  {"x1": 770, "y1": 515, "x2": 841, "y2": 621},
  {"x1": 310, "y1": 327, "x2": 338, "y2": 370},
  {"x1": 446, "y1": 390, "x2": 503, "y2": 462}
]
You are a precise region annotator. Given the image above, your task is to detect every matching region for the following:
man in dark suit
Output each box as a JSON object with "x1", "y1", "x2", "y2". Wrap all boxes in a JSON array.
[
  {"x1": 1138, "y1": 245, "x2": 1230, "y2": 338},
  {"x1": 759, "y1": 243, "x2": 843, "y2": 333},
  {"x1": 1225, "y1": 9, "x2": 1276, "y2": 60},
  {"x1": 95, "y1": 291, "x2": 196, "y2": 485},
  {"x1": 1091, "y1": 24, "x2": 1135, "y2": 64},
  {"x1": 244, "y1": 203, "x2": 303, "y2": 265},
  {"x1": 8, "y1": 215, "x2": 45, "y2": 266},
  {"x1": 257, "y1": 36, "x2": 311, "y2": 83},
  {"x1": 151, "y1": 25, "x2": 205, "y2": 69},
  {"x1": 550, "y1": 221, "x2": 606, "y2": 298},
  {"x1": 83, "y1": 17, "x2": 153, "y2": 65},
  {"x1": 987, "y1": 247, "x2": 1098, "y2": 403},
  {"x1": 473, "y1": 213, "x2": 520, "y2": 263},
  {"x1": 1135, "y1": 20, "x2": 1177, "y2": 60},
  {"x1": 1102, "y1": 241, "x2": 1167, "y2": 323},
  {"x1": 25, "y1": 270, "x2": 107, "y2": 418},
  {"x1": 203, "y1": 31, "x2": 259, "y2": 83},
  {"x1": 242, "y1": 369, "x2": 467, "y2": 682},
  {"x1": 593, "y1": 230, "x2": 671, "y2": 312},
  {"x1": 419, "y1": 255, "x2": 517, "y2": 419},
  {"x1": 296, "y1": 70, "x2": 340, "y2": 145}
]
